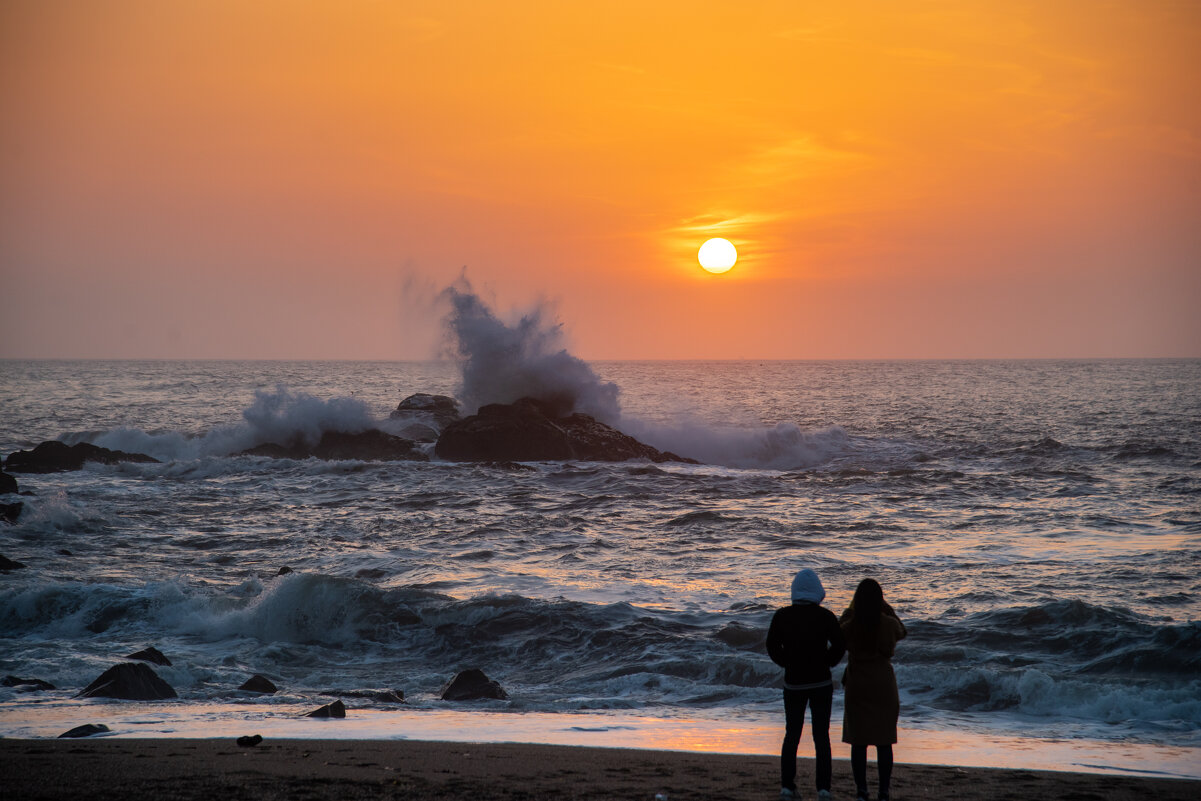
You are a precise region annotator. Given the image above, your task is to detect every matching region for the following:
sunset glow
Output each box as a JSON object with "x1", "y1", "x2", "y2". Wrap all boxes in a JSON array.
[
  {"x1": 698, "y1": 239, "x2": 738, "y2": 274},
  {"x1": 1, "y1": 0, "x2": 1198, "y2": 358}
]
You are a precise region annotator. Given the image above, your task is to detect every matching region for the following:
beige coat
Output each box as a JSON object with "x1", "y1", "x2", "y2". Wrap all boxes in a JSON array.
[{"x1": 839, "y1": 608, "x2": 907, "y2": 745}]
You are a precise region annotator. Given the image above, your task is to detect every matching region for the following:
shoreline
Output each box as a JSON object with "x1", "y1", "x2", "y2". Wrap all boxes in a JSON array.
[
  {"x1": 3, "y1": 738, "x2": 1198, "y2": 801},
  {"x1": 3, "y1": 702, "x2": 1199, "y2": 781}
]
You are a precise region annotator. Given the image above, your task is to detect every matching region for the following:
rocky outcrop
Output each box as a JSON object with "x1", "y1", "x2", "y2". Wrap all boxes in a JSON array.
[
  {"x1": 77, "y1": 663, "x2": 177, "y2": 700},
  {"x1": 305, "y1": 700, "x2": 346, "y2": 718},
  {"x1": 0, "y1": 554, "x2": 26, "y2": 571},
  {"x1": 59, "y1": 724, "x2": 111, "y2": 738},
  {"x1": 440, "y1": 669, "x2": 508, "y2": 701},
  {"x1": 126, "y1": 647, "x2": 171, "y2": 666},
  {"x1": 390, "y1": 394, "x2": 461, "y2": 429},
  {"x1": 0, "y1": 471, "x2": 17, "y2": 494},
  {"x1": 435, "y1": 398, "x2": 697, "y2": 464},
  {"x1": 4, "y1": 441, "x2": 159, "y2": 473},
  {"x1": 240, "y1": 429, "x2": 427, "y2": 462},
  {"x1": 1, "y1": 503, "x2": 22, "y2": 525},
  {"x1": 3, "y1": 675, "x2": 55, "y2": 691},
  {"x1": 239, "y1": 674, "x2": 278, "y2": 694}
]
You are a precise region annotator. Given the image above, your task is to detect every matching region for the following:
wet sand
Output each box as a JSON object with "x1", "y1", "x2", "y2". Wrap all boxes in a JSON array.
[{"x1": 2, "y1": 738, "x2": 1197, "y2": 800}]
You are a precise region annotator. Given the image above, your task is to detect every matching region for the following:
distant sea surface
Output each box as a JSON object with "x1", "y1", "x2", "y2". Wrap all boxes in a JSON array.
[{"x1": 2, "y1": 359, "x2": 1199, "y2": 761}]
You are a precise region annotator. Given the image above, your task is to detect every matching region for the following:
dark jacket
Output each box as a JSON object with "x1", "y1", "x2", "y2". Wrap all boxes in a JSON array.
[
  {"x1": 839, "y1": 606, "x2": 907, "y2": 744},
  {"x1": 766, "y1": 602, "x2": 846, "y2": 687}
]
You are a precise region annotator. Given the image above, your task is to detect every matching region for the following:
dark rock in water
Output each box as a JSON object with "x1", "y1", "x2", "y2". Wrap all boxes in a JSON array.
[
  {"x1": 59, "y1": 723, "x2": 111, "y2": 738},
  {"x1": 0, "y1": 554, "x2": 26, "y2": 570},
  {"x1": 240, "y1": 429, "x2": 427, "y2": 462},
  {"x1": 126, "y1": 646, "x2": 172, "y2": 666},
  {"x1": 0, "y1": 470, "x2": 17, "y2": 494},
  {"x1": 393, "y1": 422, "x2": 440, "y2": 442},
  {"x1": 440, "y1": 669, "x2": 508, "y2": 701},
  {"x1": 305, "y1": 700, "x2": 346, "y2": 718},
  {"x1": 712, "y1": 622, "x2": 766, "y2": 650},
  {"x1": 3, "y1": 675, "x2": 56, "y2": 691},
  {"x1": 276, "y1": 566, "x2": 294, "y2": 576},
  {"x1": 436, "y1": 398, "x2": 573, "y2": 461},
  {"x1": 435, "y1": 397, "x2": 697, "y2": 464},
  {"x1": 391, "y1": 393, "x2": 462, "y2": 429},
  {"x1": 4, "y1": 441, "x2": 159, "y2": 473},
  {"x1": 236, "y1": 734, "x2": 263, "y2": 747},
  {"x1": 239, "y1": 674, "x2": 278, "y2": 694},
  {"x1": 78, "y1": 663, "x2": 177, "y2": 700},
  {"x1": 0, "y1": 502, "x2": 21, "y2": 524},
  {"x1": 480, "y1": 460, "x2": 537, "y2": 472}
]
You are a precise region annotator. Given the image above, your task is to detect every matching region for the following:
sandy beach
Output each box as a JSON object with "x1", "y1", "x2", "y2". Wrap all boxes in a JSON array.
[{"x1": 2, "y1": 738, "x2": 1197, "y2": 801}]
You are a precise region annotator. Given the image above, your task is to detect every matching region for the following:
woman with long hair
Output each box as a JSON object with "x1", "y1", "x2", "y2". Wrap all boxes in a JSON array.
[{"x1": 840, "y1": 578, "x2": 906, "y2": 801}]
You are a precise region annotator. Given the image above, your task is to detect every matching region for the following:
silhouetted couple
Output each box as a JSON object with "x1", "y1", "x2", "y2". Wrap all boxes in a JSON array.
[{"x1": 766, "y1": 570, "x2": 907, "y2": 801}]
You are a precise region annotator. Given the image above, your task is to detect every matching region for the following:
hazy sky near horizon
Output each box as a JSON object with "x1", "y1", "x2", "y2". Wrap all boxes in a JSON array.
[{"x1": 2, "y1": 0, "x2": 1199, "y2": 360}]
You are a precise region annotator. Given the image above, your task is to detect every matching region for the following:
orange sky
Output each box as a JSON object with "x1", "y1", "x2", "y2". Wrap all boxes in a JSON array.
[{"x1": 2, "y1": 0, "x2": 1198, "y2": 359}]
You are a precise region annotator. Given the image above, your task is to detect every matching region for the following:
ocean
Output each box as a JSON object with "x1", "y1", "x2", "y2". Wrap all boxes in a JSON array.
[{"x1": 1, "y1": 354, "x2": 1199, "y2": 777}]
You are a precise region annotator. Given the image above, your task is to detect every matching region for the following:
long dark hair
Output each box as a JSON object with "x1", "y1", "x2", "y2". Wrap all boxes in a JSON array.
[{"x1": 849, "y1": 578, "x2": 884, "y2": 631}]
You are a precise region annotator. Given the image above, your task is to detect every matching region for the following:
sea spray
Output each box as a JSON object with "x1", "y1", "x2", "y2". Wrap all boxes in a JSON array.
[
  {"x1": 619, "y1": 418, "x2": 850, "y2": 471},
  {"x1": 440, "y1": 280, "x2": 621, "y2": 422},
  {"x1": 438, "y1": 282, "x2": 848, "y2": 469},
  {"x1": 84, "y1": 386, "x2": 377, "y2": 461}
]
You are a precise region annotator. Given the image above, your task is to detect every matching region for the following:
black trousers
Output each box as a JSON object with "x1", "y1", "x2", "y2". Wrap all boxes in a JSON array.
[
  {"x1": 781, "y1": 684, "x2": 833, "y2": 792},
  {"x1": 851, "y1": 743, "x2": 894, "y2": 799}
]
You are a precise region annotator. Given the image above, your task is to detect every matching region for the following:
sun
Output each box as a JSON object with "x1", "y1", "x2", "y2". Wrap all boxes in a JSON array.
[{"x1": 698, "y1": 238, "x2": 737, "y2": 274}]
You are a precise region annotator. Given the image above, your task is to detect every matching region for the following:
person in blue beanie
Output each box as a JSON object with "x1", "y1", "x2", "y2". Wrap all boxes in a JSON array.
[{"x1": 767, "y1": 568, "x2": 846, "y2": 801}]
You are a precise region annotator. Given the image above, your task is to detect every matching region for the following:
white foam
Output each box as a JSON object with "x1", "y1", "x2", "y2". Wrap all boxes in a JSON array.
[
  {"x1": 621, "y1": 417, "x2": 850, "y2": 470},
  {"x1": 87, "y1": 386, "x2": 378, "y2": 461},
  {"x1": 195, "y1": 573, "x2": 381, "y2": 646}
]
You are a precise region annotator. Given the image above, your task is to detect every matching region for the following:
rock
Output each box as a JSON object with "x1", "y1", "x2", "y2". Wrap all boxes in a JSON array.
[
  {"x1": 435, "y1": 398, "x2": 573, "y2": 461},
  {"x1": 390, "y1": 393, "x2": 462, "y2": 430},
  {"x1": 480, "y1": 461, "x2": 537, "y2": 472},
  {"x1": 126, "y1": 646, "x2": 172, "y2": 666},
  {"x1": 393, "y1": 422, "x2": 440, "y2": 442},
  {"x1": 435, "y1": 397, "x2": 697, "y2": 464},
  {"x1": 2, "y1": 675, "x2": 56, "y2": 690},
  {"x1": 0, "y1": 554, "x2": 26, "y2": 570},
  {"x1": 4, "y1": 441, "x2": 159, "y2": 473},
  {"x1": 276, "y1": 566, "x2": 294, "y2": 576},
  {"x1": 239, "y1": 674, "x2": 278, "y2": 694},
  {"x1": 77, "y1": 662, "x2": 177, "y2": 700},
  {"x1": 0, "y1": 502, "x2": 21, "y2": 524},
  {"x1": 236, "y1": 734, "x2": 263, "y2": 747},
  {"x1": 305, "y1": 699, "x2": 346, "y2": 718},
  {"x1": 59, "y1": 723, "x2": 111, "y2": 738},
  {"x1": 440, "y1": 669, "x2": 508, "y2": 701},
  {"x1": 0, "y1": 471, "x2": 17, "y2": 494},
  {"x1": 240, "y1": 430, "x2": 427, "y2": 462}
]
